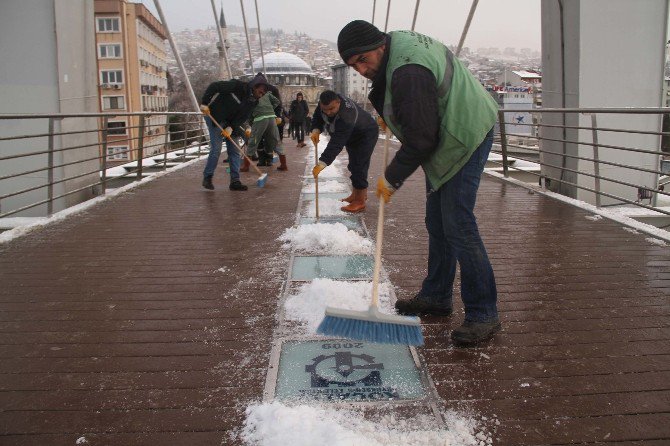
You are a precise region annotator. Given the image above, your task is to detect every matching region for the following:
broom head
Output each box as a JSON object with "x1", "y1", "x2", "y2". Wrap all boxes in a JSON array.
[
  {"x1": 256, "y1": 173, "x2": 268, "y2": 188},
  {"x1": 317, "y1": 305, "x2": 423, "y2": 346}
]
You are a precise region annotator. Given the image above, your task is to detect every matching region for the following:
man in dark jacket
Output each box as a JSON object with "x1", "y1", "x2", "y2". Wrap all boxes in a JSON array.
[
  {"x1": 199, "y1": 74, "x2": 266, "y2": 191},
  {"x1": 311, "y1": 90, "x2": 379, "y2": 213},
  {"x1": 289, "y1": 92, "x2": 309, "y2": 147},
  {"x1": 337, "y1": 20, "x2": 500, "y2": 346}
]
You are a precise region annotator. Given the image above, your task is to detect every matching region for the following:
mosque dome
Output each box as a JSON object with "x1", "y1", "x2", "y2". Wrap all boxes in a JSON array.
[{"x1": 251, "y1": 52, "x2": 313, "y2": 75}]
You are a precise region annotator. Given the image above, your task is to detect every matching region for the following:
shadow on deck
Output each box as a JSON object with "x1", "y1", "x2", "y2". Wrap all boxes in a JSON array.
[{"x1": 1, "y1": 143, "x2": 668, "y2": 445}]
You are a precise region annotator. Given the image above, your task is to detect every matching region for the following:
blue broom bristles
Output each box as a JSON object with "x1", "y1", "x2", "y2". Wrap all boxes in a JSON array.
[
  {"x1": 317, "y1": 314, "x2": 424, "y2": 346},
  {"x1": 256, "y1": 173, "x2": 268, "y2": 188}
]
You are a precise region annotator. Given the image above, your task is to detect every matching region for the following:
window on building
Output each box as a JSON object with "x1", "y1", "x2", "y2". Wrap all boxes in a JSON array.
[
  {"x1": 101, "y1": 70, "x2": 123, "y2": 85},
  {"x1": 102, "y1": 96, "x2": 125, "y2": 110},
  {"x1": 106, "y1": 121, "x2": 127, "y2": 135},
  {"x1": 107, "y1": 146, "x2": 129, "y2": 160},
  {"x1": 97, "y1": 17, "x2": 120, "y2": 32},
  {"x1": 99, "y1": 44, "x2": 121, "y2": 58}
]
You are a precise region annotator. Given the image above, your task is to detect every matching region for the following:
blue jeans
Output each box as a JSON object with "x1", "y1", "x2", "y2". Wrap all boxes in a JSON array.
[
  {"x1": 203, "y1": 117, "x2": 241, "y2": 182},
  {"x1": 420, "y1": 130, "x2": 498, "y2": 323}
]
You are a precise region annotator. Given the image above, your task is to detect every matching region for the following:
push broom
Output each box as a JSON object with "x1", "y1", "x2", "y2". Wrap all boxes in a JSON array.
[
  {"x1": 316, "y1": 127, "x2": 424, "y2": 346},
  {"x1": 313, "y1": 133, "x2": 319, "y2": 221},
  {"x1": 202, "y1": 111, "x2": 268, "y2": 188}
]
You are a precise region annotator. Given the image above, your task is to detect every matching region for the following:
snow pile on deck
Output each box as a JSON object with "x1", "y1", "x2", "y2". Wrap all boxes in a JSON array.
[
  {"x1": 283, "y1": 278, "x2": 391, "y2": 333},
  {"x1": 278, "y1": 223, "x2": 372, "y2": 255},
  {"x1": 241, "y1": 402, "x2": 488, "y2": 446}
]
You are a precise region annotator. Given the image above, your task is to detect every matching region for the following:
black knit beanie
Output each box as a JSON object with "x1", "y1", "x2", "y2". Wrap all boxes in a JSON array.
[
  {"x1": 337, "y1": 20, "x2": 387, "y2": 61},
  {"x1": 249, "y1": 72, "x2": 269, "y2": 89}
]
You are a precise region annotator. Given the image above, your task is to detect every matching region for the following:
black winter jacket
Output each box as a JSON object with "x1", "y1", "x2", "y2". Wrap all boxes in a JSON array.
[
  {"x1": 289, "y1": 99, "x2": 309, "y2": 123},
  {"x1": 311, "y1": 95, "x2": 379, "y2": 166},
  {"x1": 201, "y1": 80, "x2": 256, "y2": 135}
]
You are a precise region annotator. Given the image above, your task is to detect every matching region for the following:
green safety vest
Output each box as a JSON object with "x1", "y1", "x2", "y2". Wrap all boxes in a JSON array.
[{"x1": 383, "y1": 31, "x2": 498, "y2": 189}]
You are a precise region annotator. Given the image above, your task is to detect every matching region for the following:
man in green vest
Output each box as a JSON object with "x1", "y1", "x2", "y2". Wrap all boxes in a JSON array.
[{"x1": 337, "y1": 20, "x2": 500, "y2": 346}]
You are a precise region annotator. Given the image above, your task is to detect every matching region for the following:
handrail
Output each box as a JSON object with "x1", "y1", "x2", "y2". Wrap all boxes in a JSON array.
[
  {"x1": 1, "y1": 108, "x2": 668, "y2": 235},
  {"x1": 495, "y1": 107, "x2": 669, "y2": 233},
  {"x1": 0, "y1": 112, "x2": 207, "y2": 218}
]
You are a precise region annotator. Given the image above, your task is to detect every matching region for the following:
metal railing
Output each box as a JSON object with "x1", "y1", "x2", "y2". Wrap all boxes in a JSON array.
[
  {"x1": 1, "y1": 108, "x2": 669, "y2": 231},
  {"x1": 0, "y1": 112, "x2": 206, "y2": 218},
  {"x1": 494, "y1": 107, "x2": 670, "y2": 228}
]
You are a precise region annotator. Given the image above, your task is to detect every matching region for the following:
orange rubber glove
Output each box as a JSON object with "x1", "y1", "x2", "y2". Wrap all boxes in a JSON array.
[
  {"x1": 275, "y1": 117, "x2": 282, "y2": 125},
  {"x1": 220, "y1": 126, "x2": 232, "y2": 139},
  {"x1": 376, "y1": 177, "x2": 396, "y2": 203},
  {"x1": 312, "y1": 161, "x2": 326, "y2": 178},
  {"x1": 244, "y1": 127, "x2": 251, "y2": 138},
  {"x1": 200, "y1": 104, "x2": 211, "y2": 115}
]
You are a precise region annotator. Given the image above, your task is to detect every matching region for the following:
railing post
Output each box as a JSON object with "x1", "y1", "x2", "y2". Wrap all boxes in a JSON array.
[
  {"x1": 137, "y1": 114, "x2": 145, "y2": 181},
  {"x1": 497, "y1": 110, "x2": 509, "y2": 178},
  {"x1": 162, "y1": 114, "x2": 169, "y2": 168},
  {"x1": 590, "y1": 113, "x2": 602, "y2": 208},
  {"x1": 47, "y1": 117, "x2": 54, "y2": 215},
  {"x1": 184, "y1": 114, "x2": 191, "y2": 157},
  {"x1": 100, "y1": 116, "x2": 109, "y2": 195}
]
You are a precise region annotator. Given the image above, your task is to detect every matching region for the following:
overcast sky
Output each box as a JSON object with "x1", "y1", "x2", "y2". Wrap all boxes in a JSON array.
[{"x1": 143, "y1": 0, "x2": 542, "y2": 51}]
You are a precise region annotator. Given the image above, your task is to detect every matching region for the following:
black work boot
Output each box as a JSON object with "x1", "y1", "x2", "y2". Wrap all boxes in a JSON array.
[
  {"x1": 202, "y1": 176, "x2": 214, "y2": 190},
  {"x1": 229, "y1": 180, "x2": 248, "y2": 191},
  {"x1": 395, "y1": 295, "x2": 453, "y2": 316},
  {"x1": 451, "y1": 319, "x2": 501, "y2": 346}
]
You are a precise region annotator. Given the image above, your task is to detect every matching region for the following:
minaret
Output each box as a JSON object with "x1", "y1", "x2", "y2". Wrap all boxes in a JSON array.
[{"x1": 216, "y1": 2, "x2": 230, "y2": 78}]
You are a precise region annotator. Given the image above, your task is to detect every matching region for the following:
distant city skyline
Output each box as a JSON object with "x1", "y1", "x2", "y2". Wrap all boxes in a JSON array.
[{"x1": 141, "y1": 0, "x2": 542, "y2": 51}]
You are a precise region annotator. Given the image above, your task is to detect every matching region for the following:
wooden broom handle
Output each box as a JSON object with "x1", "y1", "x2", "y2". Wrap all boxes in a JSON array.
[
  {"x1": 314, "y1": 139, "x2": 319, "y2": 220},
  {"x1": 371, "y1": 128, "x2": 390, "y2": 307},
  {"x1": 206, "y1": 113, "x2": 264, "y2": 177}
]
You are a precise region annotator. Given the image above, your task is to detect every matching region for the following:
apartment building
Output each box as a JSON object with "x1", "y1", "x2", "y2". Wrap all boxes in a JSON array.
[
  {"x1": 331, "y1": 63, "x2": 372, "y2": 108},
  {"x1": 95, "y1": 0, "x2": 168, "y2": 162}
]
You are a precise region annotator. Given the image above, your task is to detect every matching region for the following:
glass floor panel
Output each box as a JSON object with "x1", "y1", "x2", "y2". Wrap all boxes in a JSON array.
[
  {"x1": 302, "y1": 191, "x2": 349, "y2": 201},
  {"x1": 299, "y1": 216, "x2": 363, "y2": 232},
  {"x1": 275, "y1": 339, "x2": 426, "y2": 402},
  {"x1": 291, "y1": 255, "x2": 373, "y2": 280},
  {"x1": 303, "y1": 177, "x2": 350, "y2": 184}
]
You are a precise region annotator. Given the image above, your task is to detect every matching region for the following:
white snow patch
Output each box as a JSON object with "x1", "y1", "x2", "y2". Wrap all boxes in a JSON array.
[
  {"x1": 75, "y1": 437, "x2": 88, "y2": 444},
  {"x1": 304, "y1": 198, "x2": 347, "y2": 217},
  {"x1": 584, "y1": 214, "x2": 602, "y2": 221},
  {"x1": 216, "y1": 266, "x2": 229, "y2": 273},
  {"x1": 284, "y1": 278, "x2": 392, "y2": 333},
  {"x1": 645, "y1": 237, "x2": 668, "y2": 247},
  {"x1": 241, "y1": 402, "x2": 487, "y2": 446},
  {"x1": 278, "y1": 223, "x2": 372, "y2": 255},
  {"x1": 623, "y1": 227, "x2": 640, "y2": 234}
]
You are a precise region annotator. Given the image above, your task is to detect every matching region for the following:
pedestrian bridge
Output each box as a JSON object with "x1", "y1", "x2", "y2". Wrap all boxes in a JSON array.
[{"x1": 0, "y1": 111, "x2": 669, "y2": 444}]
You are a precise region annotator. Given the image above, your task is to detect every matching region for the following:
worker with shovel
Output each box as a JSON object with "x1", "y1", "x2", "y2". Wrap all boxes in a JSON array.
[
  {"x1": 310, "y1": 90, "x2": 379, "y2": 213},
  {"x1": 338, "y1": 20, "x2": 500, "y2": 345},
  {"x1": 200, "y1": 74, "x2": 267, "y2": 191}
]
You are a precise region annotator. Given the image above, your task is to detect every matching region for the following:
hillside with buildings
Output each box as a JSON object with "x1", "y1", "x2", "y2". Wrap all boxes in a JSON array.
[{"x1": 166, "y1": 23, "x2": 542, "y2": 113}]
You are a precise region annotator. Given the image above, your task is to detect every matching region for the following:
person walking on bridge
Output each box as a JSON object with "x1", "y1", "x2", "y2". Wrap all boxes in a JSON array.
[
  {"x1": 337, "y1": 20, "x2": 500, "y2": 345},
  {"x1": 289, "y1": 92, "x2": 309, "y2": 148},
  {"x1": 310, "y1": 90, "x2": 379, "y2": 213}
]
